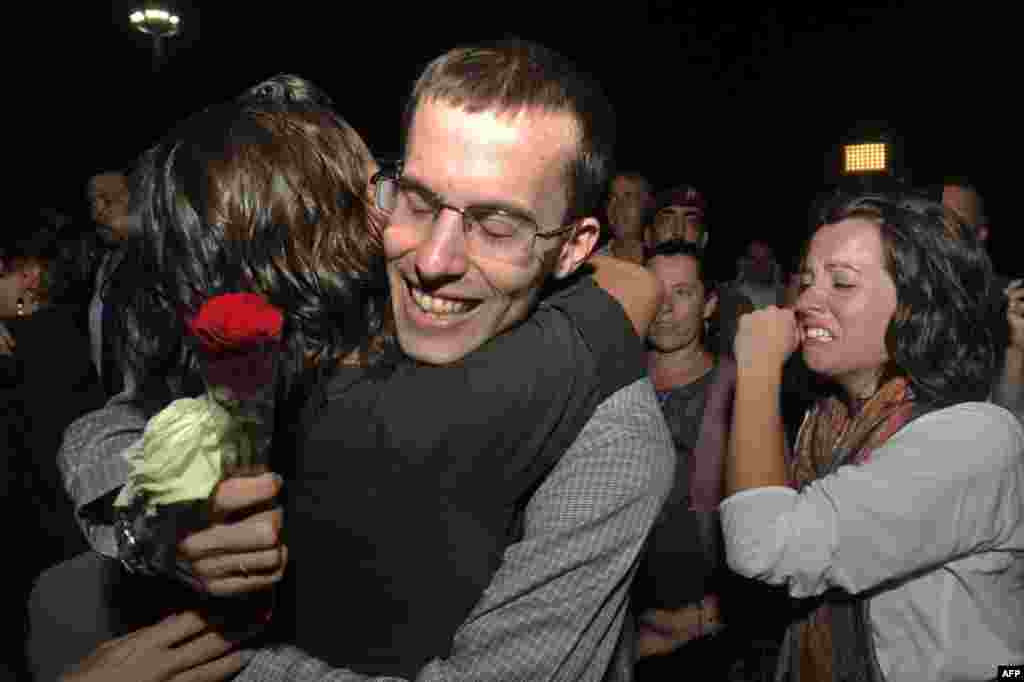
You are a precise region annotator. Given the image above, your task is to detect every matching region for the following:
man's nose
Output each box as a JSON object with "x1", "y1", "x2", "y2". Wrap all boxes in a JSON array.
[{"x1": 414, "y1": 209, "x2": 471, "y2": 284}]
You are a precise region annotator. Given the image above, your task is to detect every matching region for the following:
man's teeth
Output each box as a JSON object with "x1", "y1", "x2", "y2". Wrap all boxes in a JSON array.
[
  {"x1": 410, "y1": 286, "x2": 473, "y2": 315},
  {"x1": 805, "y1": 327, "x2": 834, "y2": 341}
]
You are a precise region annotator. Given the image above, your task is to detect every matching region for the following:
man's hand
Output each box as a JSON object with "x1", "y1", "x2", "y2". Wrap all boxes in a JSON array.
[
  {"x1": 178, "y1": 472, "x2": 287, "y2": 596},
  {"x1": 636, "y1": 595, "x2": 724, "y2": 659},
  {"x1": 1006, "y1": 279, "x2": 1024, "y2": 350},
  {"x1": 734, "y1": 305, "x2": 801, "y2": 373},
  {"x1": 60, "y1": 611, "x2": 254, "y2": 682}
]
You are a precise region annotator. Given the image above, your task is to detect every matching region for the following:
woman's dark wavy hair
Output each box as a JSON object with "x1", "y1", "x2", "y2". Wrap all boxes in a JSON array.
[
  {"x1": 108, "y1": 75, "x2": 388, "y2": 402},
  {"x1": 814, "y1": 193, "x2": 995, "y2": 407}
]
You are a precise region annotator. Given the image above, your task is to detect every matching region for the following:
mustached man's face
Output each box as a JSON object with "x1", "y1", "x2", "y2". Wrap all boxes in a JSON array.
[{"x1": 89, "y1": 173, "x2": 132, "y2": 243}]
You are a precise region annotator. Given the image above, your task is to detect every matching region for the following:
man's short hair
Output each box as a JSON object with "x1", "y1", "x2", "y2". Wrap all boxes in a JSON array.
[
  {"x1": 644, "y1": 238, "x2": 712, "y2": 289},
  {"x1": 401, "y1": 38, "x2": 615, "y2": 225}
]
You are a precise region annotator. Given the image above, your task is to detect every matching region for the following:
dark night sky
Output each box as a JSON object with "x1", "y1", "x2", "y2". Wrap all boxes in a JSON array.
[{"x1": 23, "y1": 2, "x2": 1015, "y2": 275}]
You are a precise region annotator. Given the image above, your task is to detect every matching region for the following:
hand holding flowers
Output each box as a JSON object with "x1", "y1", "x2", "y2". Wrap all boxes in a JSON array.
[{"x1": 114, "y1": 293, "x2": 285, "y2": 588}]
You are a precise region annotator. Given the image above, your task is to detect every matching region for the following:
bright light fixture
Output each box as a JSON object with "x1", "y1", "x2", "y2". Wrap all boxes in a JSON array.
[
  {"x1": 129, "y1": 5, "x2": 181, "y2": 37},
  {"x1": 843, "y1": 143, "x2": 888, "y2": 174}
]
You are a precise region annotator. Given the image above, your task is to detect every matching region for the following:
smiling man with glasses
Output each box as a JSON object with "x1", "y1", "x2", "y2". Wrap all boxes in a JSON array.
[
  {"x1": 377, "y1": 87, "x2": 602, "y2": 366},
  {"x1": 273, "y1": 40, "x2": 675, "y2": 681}
]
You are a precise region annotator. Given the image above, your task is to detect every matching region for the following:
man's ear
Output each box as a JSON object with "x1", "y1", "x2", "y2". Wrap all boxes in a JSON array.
[
  {"x1": 19, "y1": 260, "x2": 43, "y2": 295},
  {"x1": 553, "y1": 217, "x2": 600, "y2": 279},
  {"x1": 703, "y1": 289, "x2": 719, "y2": 321}
]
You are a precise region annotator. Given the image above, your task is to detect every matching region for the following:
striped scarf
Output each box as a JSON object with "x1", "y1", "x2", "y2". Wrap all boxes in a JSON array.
[{"x1": 788, "y1": 377, "x2": 917, "y2": 682}]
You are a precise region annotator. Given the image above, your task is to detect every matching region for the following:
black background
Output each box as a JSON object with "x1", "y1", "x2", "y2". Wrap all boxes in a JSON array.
[{"x1": 20, "y1": 2, "x2": 1015, "y2": 276}]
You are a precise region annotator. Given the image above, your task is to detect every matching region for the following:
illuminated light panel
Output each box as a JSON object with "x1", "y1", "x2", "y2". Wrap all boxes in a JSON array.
[
  {"x1": 130, "y1": 11, "x2": 145, "y2": 23},
  {"x1": 844, "y1": 143, "x2": 888, "y2": 173}
]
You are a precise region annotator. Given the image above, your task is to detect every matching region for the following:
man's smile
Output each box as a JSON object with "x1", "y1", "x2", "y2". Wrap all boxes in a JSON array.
[{"x1": 405, "y1": 279, "x2": 481, "y2": 318}]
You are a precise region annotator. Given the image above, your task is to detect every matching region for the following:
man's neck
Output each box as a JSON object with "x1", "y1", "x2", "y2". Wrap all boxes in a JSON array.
[{"x1": 648, "y1": 343, "x2": 714, "y2": 392}]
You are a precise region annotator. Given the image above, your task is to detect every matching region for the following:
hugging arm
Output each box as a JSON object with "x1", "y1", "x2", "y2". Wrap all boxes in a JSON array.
[
  {"x1": 58, "y1": 386, "x2": 150, "y2": 557},
  {"x1": 588, "y1": 254, "x2": 662, "y2": 338}
]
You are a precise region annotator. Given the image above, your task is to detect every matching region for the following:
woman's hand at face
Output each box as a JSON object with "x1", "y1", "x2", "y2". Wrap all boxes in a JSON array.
[
  {"x1": 59, "y1": 611, "x2": 256, "y2": 682},
  {"x1": 734, "y1": 305, "x2": 802, "y2": 373}
]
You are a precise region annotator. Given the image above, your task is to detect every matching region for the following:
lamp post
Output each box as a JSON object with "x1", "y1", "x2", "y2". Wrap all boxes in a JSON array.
[{"x1": 129, "y1": 4, "x2": 182, "y2": 73}]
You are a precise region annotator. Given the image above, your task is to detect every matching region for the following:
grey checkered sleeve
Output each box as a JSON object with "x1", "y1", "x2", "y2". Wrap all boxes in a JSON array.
[
  {"x1": 236, "y1": 377, "x2": 675, "y2": 682},
  {"x1": 57, "y1": 387, "x2": 148, "y2": 557}
]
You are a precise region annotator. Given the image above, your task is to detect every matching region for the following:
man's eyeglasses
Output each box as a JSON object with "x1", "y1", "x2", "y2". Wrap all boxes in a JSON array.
[{"x1": 372, "y1": 168, "x2": 576, "y2": 266}]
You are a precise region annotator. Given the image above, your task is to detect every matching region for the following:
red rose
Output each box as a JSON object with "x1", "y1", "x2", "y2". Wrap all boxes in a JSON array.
[{"x1": 187, "y1": 293, "x2": 284, "y2": 355}]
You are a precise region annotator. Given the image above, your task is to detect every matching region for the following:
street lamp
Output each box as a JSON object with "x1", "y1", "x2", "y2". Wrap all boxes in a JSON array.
[{"x1": 129, "y1": 4, "x2": 182, "y2": 72}]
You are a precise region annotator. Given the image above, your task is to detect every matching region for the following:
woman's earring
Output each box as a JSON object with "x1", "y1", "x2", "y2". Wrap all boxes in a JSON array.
[{"x1": 16, "y1": 297, "x2": 24, "y2": 316}]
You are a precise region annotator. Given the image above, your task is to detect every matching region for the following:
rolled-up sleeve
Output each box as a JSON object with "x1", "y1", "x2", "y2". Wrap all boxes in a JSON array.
[
  {"x1": 720, "y1": 402, "x2": 1024, "y2": 599},
  {"x1": 58, "y1": 388, "x2": 148, "y2": 557}
]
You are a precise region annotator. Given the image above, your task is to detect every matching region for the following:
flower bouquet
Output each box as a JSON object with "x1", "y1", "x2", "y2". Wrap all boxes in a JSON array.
[{"x1": 114, "y1": 293, "x2": 284, "y2": 585}]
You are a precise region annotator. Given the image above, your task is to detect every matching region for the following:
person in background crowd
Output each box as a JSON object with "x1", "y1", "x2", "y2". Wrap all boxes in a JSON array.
[
  {"x1": 645, "y1": 184, "x2": 707, "y2": 251},
  {"x1": 87, "y1": 172, "x2": 132, "y2": 246},
  {"x1": 634, "y1": 239, "x2": 787, "y2": 681},
  {"x1": 601, "y1": 171, "x2": 653, "y2": 264},
  {"x1": 646, "y1": 185, "x2": 753, "y2": 359},
  {"x1": 2, "y1": 212, "x2": 106, "y2": 679},
  {"x1": 939, "y1": 178, "x2": 1023, "y2": 419},
  {"x1": 723, "y1": 193, "x2": 1023, "y2": 681},
  {"x1": 731, "y1": 239, "x2": 784, "y2": 310},
  {"x1": 994, "y1": 279, "x2": 1024, "y2": 419},
  {"x1": 86, "y1": 170, "x2": 138, "y2": 398},
  {"x1": 941, "y1": 178, "x2": 989, "y2": 244}
]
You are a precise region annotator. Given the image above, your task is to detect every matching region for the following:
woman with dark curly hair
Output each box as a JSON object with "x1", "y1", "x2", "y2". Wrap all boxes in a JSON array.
[{"x1": 722, "y1": 194, "x2": 1023, "y2": 681}]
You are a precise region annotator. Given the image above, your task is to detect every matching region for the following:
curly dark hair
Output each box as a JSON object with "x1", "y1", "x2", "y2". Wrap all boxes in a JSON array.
[
  {"x1": 815, "y1": 193, "x2": 995, "y2": 407},
  {"x1": 107, "y1": 75, "x2": 388, "y2": 402}
]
